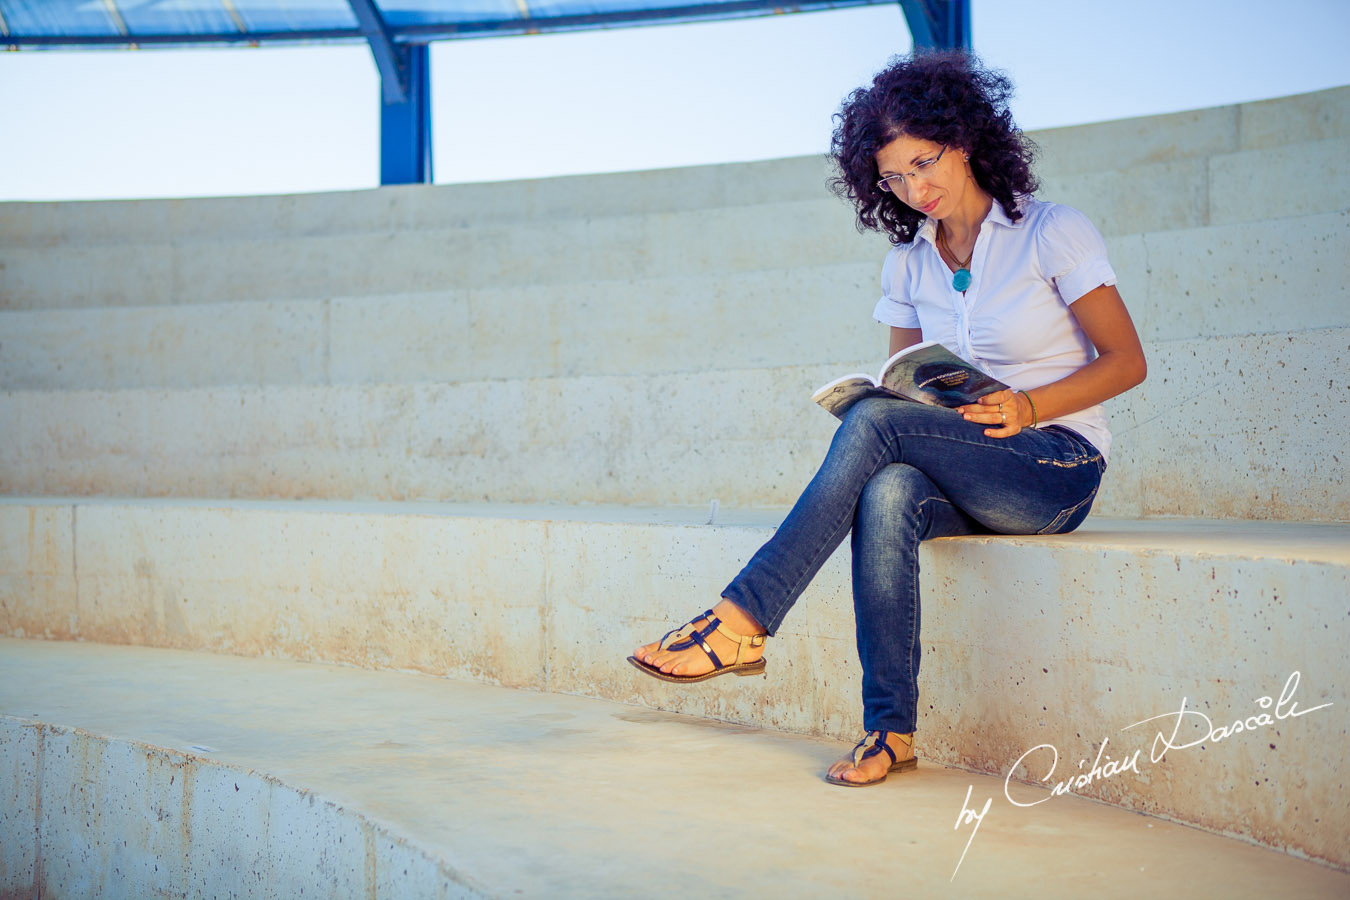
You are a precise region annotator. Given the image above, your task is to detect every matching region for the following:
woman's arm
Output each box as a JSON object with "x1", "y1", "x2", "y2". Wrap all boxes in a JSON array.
[
  {"x1": 889, "y1": 327, "x2": 924, "y2": 357},
  {"x1": 960, "y1": 284, "x2": 1147, "y2": 436}
]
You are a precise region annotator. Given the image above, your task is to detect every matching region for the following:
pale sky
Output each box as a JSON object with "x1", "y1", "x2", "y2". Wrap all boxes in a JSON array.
[{"x1": 1, "y1": 0, "x2": 1347, "y2": 201}]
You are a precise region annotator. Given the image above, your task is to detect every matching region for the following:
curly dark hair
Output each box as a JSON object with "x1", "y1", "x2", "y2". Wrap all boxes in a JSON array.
[{"x1": 829, "y1": 51, "x2": 1038, "y2": 244}]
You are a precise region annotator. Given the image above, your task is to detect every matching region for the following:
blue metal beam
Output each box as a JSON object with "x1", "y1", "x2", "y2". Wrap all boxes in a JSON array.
[
  {"x1": 379, "y1": 42, "x2": 433, "y2": 185},
  {"x1": 898, "y1": 0, "x2": 970, "y2": 50},
  {"x1": 346, "y1": 0, "x2": 406, "y2": 104},
  {"x1": 344, "y1": 0, "x2": 431, "y2": 185}
]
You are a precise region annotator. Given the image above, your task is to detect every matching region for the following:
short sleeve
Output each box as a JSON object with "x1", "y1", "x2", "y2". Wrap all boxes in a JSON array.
[
  {"x1": 1037, "y1": 204, "x2": 1117, "y2": 304},
  {"x1": 871, "y1": 244, "x2": 921, "y2": 328}
]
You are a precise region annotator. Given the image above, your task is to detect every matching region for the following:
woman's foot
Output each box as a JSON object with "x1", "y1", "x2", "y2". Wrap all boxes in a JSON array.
[
  {"x1": 826, "y1": 731, "x2": 916, "y2": 786},
  {"x1": 630, "y1": 599, "x2": 767, "y2": 679}
]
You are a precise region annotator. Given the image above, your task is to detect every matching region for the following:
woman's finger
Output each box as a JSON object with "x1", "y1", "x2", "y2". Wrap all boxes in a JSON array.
[
  {"x1": 977, "y1": 389, "x2": 1014, "y2": 406},
  {"x1": 957, "y1": 390, "x2": 1013, "y2": 416}
]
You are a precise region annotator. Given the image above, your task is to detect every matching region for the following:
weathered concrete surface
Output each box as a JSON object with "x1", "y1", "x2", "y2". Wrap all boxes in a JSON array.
[
  {"x1": 1, "y1": 640, "x2": 1347, "y2": 898},
  {"x1": 1096, "y1": 326, "x2": 1349, "y2": 520},
  {"x1": 4, "y1": 209, "x2": 1345, "y2": 393},
  {"x1": 3, "y1": 137, "x2": 1346, "y2": 313},
  {"x1": 1, "y1": 498, "x2": 1346, "y2": 865},
  {"x1": 2, "y1": 322, "x2": 1345, "y2": 520},
  {"x1": 0, "y1": 717, "x2": 484, "y2": 899}
]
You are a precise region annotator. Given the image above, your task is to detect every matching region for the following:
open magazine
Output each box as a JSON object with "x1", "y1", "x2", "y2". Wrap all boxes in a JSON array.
[{"x1": 811, "y1": 341, "x2": 1009, "y2": 419}]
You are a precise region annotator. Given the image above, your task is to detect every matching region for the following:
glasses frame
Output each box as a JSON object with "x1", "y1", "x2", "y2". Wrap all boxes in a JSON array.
[{"x1": 875, "y1": 144, "x2": 949, "y2": 193}]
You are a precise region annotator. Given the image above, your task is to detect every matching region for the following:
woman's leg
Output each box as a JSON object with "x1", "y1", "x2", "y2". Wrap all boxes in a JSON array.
[
  {"x1": 850, "y1": 463, "x2": 980, "y2": 735},
  {"x1": 636, "y1": 397, "x2": 1103, "y2": 676},
  {"x1": 722, "y1": 397, "x2": 1104, "y2": 635}
]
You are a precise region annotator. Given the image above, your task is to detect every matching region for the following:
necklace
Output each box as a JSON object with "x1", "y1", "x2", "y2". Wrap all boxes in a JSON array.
[{"x1": 937, "y1": 224, "x2": 973, "y2": 292}]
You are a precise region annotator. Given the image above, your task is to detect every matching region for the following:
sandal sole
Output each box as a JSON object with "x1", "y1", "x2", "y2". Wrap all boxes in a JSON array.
[
  {"x1": 626, "y1": 655, "x2": 766, "y2": 683},
  {"x1": 824, "y1": 757, "x2": 918, "y2": 787}
]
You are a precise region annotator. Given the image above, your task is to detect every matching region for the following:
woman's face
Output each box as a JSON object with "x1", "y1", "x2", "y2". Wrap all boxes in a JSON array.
[{"x1": 875, "y1": 134, "x2": 969, "y2": 219}]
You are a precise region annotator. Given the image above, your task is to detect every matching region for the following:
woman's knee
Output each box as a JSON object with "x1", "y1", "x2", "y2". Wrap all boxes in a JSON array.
[
  {"x1": 840, "y1": 396, "x2": 947, "y2": 442},
  {"x1": 841, "y1": 396, "x2": 895, "y2": 432},
  {"x1": 858, "y1": 464, "x2": 932, "y2": 522}
]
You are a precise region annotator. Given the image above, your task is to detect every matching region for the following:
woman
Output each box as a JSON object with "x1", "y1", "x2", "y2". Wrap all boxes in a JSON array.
[{"x1": 629, "y1": 52, "x2": 1146, "y2": 787}]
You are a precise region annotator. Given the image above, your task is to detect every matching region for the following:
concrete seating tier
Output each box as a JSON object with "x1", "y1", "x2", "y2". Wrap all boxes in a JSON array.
[
  {"x1": 0, "y1": 320, "x2": 1344, "y2": 520},
  {"x1": 1, "y1": 136, "x2": 1346, "y2": 311},
  {"x1": 2, "y1": 86, "x2": 1345, "y2": 283},
  {"x1": 7, "y1": 639, "x2": 1348, "y2": 898},
  {"x1": 3, "y1": 496, "x2": 1347, "y2": 870},
  {"x1": 3, "y1": 211, "x2": 1343, "y2": 392}
]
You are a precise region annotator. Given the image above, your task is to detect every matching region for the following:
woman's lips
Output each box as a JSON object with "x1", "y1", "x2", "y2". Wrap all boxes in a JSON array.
[{"x1": 919, "y1": 198, "x2": 940, "y2": 214}]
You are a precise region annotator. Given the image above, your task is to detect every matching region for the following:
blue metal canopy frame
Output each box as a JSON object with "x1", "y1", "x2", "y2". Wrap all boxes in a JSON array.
[{"x1": 0, "y1": 0, "x2": 971, "y2": 186}]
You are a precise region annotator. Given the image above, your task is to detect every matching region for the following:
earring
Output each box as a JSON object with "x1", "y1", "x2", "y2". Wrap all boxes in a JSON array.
[{"x1": 964, "y1": 154, "x2": 970, "y2": 160}]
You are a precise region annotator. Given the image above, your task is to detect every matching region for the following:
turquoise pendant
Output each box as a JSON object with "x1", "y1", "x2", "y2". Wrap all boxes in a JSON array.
[{"x1": 952, "y1": 268, "x2": 972, "y2": 292}]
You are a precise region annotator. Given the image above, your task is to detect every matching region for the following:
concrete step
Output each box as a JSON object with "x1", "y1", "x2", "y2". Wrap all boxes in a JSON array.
[
  {"x1": 3, "y1": 323, "x2": 1346, "y2": 521},
  {"x1": 2, "y1": 85, "x2": 1343, "y2": 251},
  {"x1": 1029, "y1": 84, "x2": 1349, "y2": 176},
  {"x1": 1096, "y1": 326, "x2": 1348, "y2": 519},
  {"x1": 2, "y1": 496, "x2": 1347, "y2": 871},
  {"x1": 0, "y1": 197, "x2": 880, "y2": 311},
  {"x1": 1039, "y1": 136, "x2": 1349, "y2": 235},
  {"x1": 0, "y1": 155, "x2": 838, "y2": 248},
  {"x1": 2, "y1": 142, "x2": 1346, "y2": 311},
  {"x1": 2, "y1": 210, "x2": 1345, "y2": 392},
  {"x1": 0, "y1": 261, "x2": 881, "y2": 392},
  {"x1": 3, "y1": 639, "x2": 1346, "y2": 897}
]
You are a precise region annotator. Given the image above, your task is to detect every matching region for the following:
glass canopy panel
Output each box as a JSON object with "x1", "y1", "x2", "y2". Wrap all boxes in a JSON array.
[
  {"x1": 0, "y1": 0, "x2": 890, "y2": 43},
  {"x1": 115, "y1": 1, "x2": 241, "y2": 35},
  {"x1": 230, "y1": 1, "x2": 358, "y2": 33},
  {"x1": 2, "y1": 0, "x2": 119, "y2": 37},
  {"x1": 378, "y1": 2, "x2": 522, "y2": 28}
]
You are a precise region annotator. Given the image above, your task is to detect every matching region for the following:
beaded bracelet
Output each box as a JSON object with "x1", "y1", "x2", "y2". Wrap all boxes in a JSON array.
[{"x1": 1019, "y1": 390, "x2": 1038, "y2": 428}]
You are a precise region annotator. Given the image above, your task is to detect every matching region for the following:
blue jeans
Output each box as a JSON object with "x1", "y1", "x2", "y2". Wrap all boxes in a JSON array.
[{"x1": 721, "y1": 397, "x2": 1105, "y2": 735}]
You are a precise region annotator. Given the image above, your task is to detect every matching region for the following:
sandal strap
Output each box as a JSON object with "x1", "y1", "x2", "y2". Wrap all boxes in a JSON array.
[
  {"x1": 657, "y1": 610, "x2": 767, "y2": 668},
  {"x1": 657, "y1": 610, "x2": 726, "y2": 670},
  {"x1": 712, "y1": 620, "x2": 767, "y2": 666},
  {"x1": 852, "y1": 730, "x2": 904, "y2": 767},
  {"x1": 656, "y1": 610, "x2": 716, "y2": 650}
]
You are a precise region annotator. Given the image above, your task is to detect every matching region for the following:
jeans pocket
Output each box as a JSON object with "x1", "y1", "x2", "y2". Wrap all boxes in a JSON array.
[{"x1": 1036, "y1": 481, "x2": 1101, "y2": 535}]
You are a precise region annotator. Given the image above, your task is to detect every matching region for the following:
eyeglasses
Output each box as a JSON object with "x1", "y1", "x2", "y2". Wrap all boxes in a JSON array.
[{"x1": 876, "y1": 145, "x2": 948, "y2": 193}]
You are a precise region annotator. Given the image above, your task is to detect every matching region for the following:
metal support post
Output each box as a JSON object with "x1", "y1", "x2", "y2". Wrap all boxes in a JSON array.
[
  {"x1": 899, "y1": 0, "x2": 971, "y2": 51},
  {"x1": 380, "y1": 42, "x2": 433, "y2": 184}
]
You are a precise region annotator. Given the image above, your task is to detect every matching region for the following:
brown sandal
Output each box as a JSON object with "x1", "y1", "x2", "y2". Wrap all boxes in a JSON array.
[
  {"x1": 628, "y1": 609, "x2": 767, "y2": 683},
  {"x1": 825, "y1": 731, "x2": 917, "y2": 787}
]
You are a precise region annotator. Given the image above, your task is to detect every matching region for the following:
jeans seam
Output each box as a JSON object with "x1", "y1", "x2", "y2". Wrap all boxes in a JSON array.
[
  {"x1": 905, "y1": 507, "x2": 920, "y2": 733},
  {"x1": 1035, "y1": 453, "x2": 1103, "y2": 469},
  {"x1": 892, "y1": 421, "x2": 1099, "y2": 468}
]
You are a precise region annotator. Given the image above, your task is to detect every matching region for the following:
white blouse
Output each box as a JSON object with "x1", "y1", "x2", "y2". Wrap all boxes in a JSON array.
[{"x1": 872, "y1": 197, "x2": 1117, "y2": 460}]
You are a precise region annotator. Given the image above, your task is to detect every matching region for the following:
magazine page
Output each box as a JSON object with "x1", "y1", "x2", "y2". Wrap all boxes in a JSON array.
[
  {"x1": 879, "y1": 343, "x2": 1008, "y2": 408},
  {"x1": 811, "y1": 377, "x2": 899, "y2": 420}
]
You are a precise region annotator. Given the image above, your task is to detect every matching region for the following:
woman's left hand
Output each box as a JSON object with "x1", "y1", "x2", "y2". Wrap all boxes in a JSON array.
[{"x1": 958, "y1": 389, "x2": 1029, "y2": 438}]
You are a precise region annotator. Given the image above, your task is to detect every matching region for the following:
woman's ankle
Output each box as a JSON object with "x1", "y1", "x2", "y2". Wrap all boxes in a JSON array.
[{"x1": 712, "y1": 598, "x2": 766, "y2": 635}]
